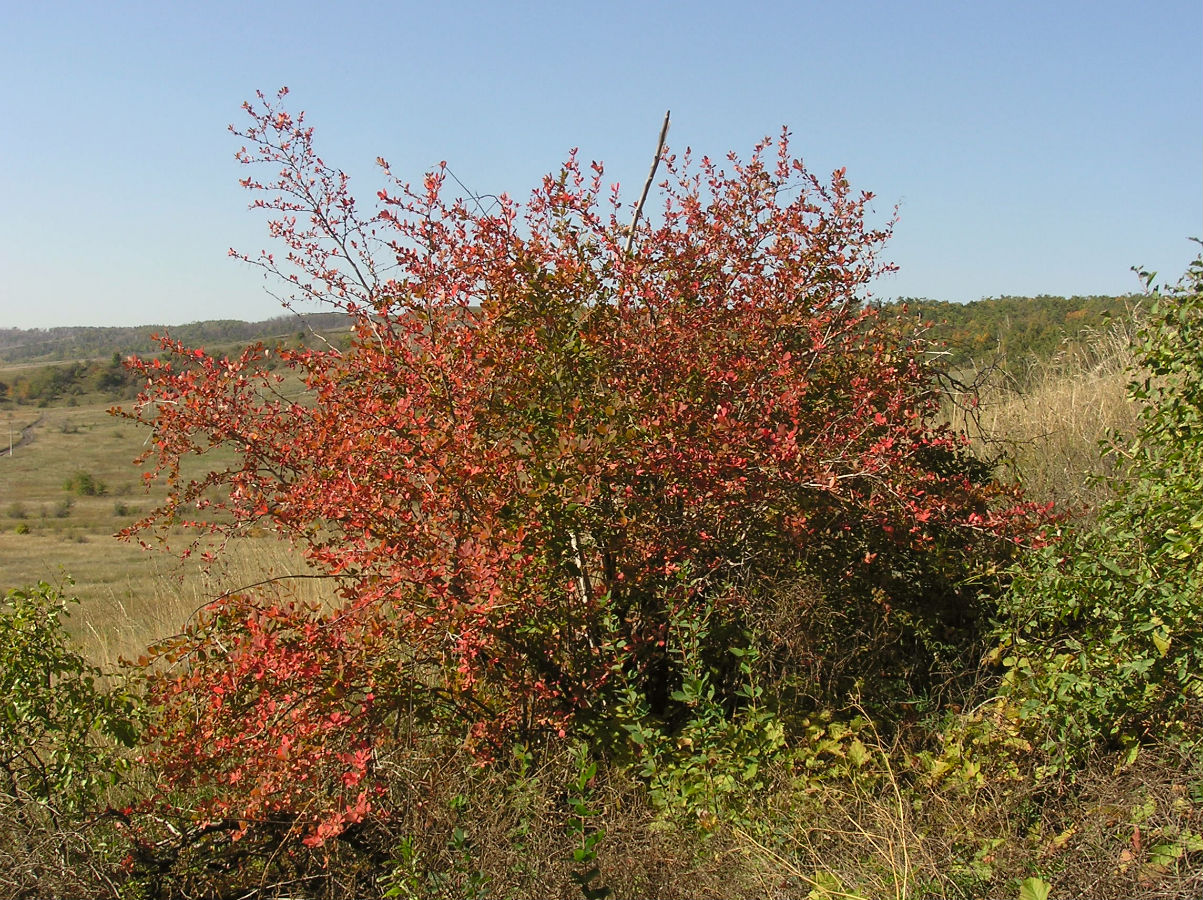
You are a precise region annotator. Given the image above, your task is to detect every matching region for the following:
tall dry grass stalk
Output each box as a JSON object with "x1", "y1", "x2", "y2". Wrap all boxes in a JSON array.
[
  {"x1": 734, "y1": 767, "x2": 920, "y2": 899},
  {"x1": 947, "y1": 318, "x2": 1142, "y2": 511}
]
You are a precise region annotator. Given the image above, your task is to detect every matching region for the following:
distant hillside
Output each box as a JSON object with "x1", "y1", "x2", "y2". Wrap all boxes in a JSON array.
[
  {"x1": 0, "y1": 311, "x2": 352, "y2": 366},
  {"x1": 1, "y1": 295, "x2": 1145, "y2": 407},
  {"x1": 0, "y1": 311, "x2": 354, "y2": 407},
  {"x1": 890, "y1": 293, "x2": 1143, "y2": 381}
]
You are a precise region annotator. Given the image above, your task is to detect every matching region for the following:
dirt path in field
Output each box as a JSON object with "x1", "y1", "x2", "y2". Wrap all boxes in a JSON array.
[{"x1": 2, "y1": 414, "x2": 44, "y2": 456}]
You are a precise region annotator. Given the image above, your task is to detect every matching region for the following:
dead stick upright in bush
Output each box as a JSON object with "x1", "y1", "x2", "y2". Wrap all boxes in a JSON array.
[
  {"x1": 624, "y1": 110, "x2": 671, "y2": 257},
  {"x1": 568, "y1": 109, "x2": 671, "y2": 602}
]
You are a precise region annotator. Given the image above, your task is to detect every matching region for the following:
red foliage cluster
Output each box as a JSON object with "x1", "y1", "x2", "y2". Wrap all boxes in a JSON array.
[{"x1": 120, "y1": 89, "x2": 1048, "y2": 841}]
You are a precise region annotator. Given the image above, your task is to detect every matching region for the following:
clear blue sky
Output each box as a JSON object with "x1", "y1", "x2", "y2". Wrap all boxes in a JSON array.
[{"x1": 1, "y1": 0, "x2": 1199, "y2": 329}]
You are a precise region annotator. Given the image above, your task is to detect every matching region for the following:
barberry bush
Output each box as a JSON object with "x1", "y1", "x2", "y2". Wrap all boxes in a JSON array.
[{"x1": 119, "y1": 89, "x2": 1047, "y2": 841}]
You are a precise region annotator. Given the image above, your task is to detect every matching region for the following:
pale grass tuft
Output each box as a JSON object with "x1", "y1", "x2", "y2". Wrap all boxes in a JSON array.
[{"x1": 733, "y1": 717, "x2": 924, "y2": 900}]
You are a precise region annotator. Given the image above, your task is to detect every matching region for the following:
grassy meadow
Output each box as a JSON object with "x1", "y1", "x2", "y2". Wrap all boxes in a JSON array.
[
  {"x1": 0, "y1": 394, "x2": 324, "y2": 666},
  {"x1": 951, "y1": 319, "x2": 1143, "y2": 511}
]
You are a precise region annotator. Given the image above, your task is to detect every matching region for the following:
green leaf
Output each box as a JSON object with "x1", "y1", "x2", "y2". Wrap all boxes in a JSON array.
[
  {"x1": 1018, "y1": 876, "x2": 1051, "y2": 900},
  {"x1": 1152, "y1": 628, "x2": 1172, "y2": 657},
  {"x1": 846, "y1": 738, "x2": 869, "y2": 768}
]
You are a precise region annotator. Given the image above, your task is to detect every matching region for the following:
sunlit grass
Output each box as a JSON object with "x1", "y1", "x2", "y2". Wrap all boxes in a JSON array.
[
  {"x1": 0, "y1": 395, "x2": 327, "y2": 665},
  {"x1": 946, "y1": 320, "x2": 1140, "y2": 511}
]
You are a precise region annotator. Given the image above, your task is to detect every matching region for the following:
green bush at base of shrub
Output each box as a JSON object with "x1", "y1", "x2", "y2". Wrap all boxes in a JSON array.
[
  {"x1": 0, "y1": 581, "x2": 140, "y2": 811},
  {"x1": 997, "y1": 252, "x2": 1203, "y2": 771}
]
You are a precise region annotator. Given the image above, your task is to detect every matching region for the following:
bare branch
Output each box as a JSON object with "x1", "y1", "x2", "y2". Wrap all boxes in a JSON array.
[{"x1": 624, "y1": 110, "x2": 671, "y2": 257}]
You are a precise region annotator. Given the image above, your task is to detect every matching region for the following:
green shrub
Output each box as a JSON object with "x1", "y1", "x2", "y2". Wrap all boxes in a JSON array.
[
  {"x1": 997, "y1": 252, "x2": 1203, "y2": 770},
  {"x1": 600, "y1": 598, "x2": 786, "y2": 825},
  {"x1": 63, "y1": 470, "x2": 106, "y2": 496},
  {"x1": 0, "y1": 582, "x2": 140, "y2": 811}
]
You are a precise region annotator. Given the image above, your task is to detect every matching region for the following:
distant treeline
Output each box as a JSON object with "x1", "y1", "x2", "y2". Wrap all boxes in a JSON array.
[
  {"x1": 0, "y1": 354, "x2": 143, "y2": 406},
  {"x1": 0, "y1": 312, "x2": 353, "y2": 407},
  {"x1": 1, "y1": 295, "x2": 1142, "y2": 407},
  {"x1": 0, "y1": 312, "x2": 352, "y2": 366},
  {"x1": 892, "y1": 293, "x2": 1143, "y2": 380}
]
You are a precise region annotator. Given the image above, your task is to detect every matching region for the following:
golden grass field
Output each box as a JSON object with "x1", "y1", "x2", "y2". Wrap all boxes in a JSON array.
[{"x1": 951, "y1": 321, "x2": 1141, "y2": 510}]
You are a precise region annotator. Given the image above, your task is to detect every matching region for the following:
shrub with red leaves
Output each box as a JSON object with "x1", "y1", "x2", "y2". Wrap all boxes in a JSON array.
[{"x1": 120, "y1": 89, "x2": 1049, "y2": 842}]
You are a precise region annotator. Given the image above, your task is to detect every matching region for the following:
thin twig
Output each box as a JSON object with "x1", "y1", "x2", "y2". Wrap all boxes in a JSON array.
[{"x1": 624, "y1": 110, "x2": 671, "y2": 257}]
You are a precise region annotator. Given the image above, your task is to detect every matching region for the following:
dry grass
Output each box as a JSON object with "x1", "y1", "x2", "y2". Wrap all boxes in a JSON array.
[
  {"x1": 4, "y1": 722, "x2": 1199, "y2": 899},
  {"x1": 724, "y1": 730, "x2": 1203, "y2": 900},
  {"x1": 0, "y1": 402, "x2": 198, "y2": 591},
  {"x1": 0, "y1": 397, "x2": 327, "y2": 666},
  {"x1": 75, "y1": 540, "x2": 330, "y2": 668},
  {"x1": 0, "y1": 799, "x2": 131, "y2": 900},
  {"x1": 947, "y1": 319, "x2": 1142, "y2": 511},
  {"x1": 362, "y1": 747, "x2": 778, "y2": 900}
]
